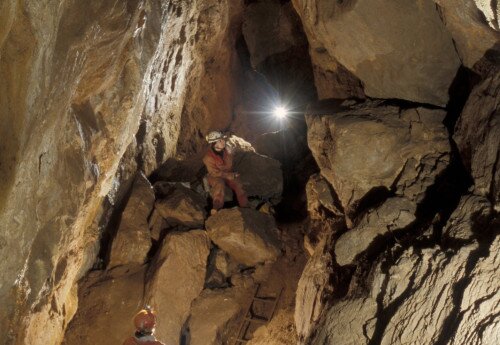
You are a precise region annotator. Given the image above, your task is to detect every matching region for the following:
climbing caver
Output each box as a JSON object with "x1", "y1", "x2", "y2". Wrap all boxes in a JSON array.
[
  {"x1": 203, "y1": 131, "x2": 248, "y2": 215},
  {"x1": 123, "y1": 307, "x2": 165, "y2": 345}
]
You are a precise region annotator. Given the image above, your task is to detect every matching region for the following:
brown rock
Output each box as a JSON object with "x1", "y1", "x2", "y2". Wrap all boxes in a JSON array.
[
  {"x1": 306, "y1": 101, "x2": 450, "y2": 214},
  {"x1": 187, "y1": 289, "x2": 241, "y2": 345},
  {"x1": 63, "y1": 265, "x2": 146, "y2": 345},
  {"x1": 454, "y1": 69, "x2": 500, "y2": 209},
  {"x1": 108, "y1": 173, "x2": 154, "y2": 268},
  {"x1": 292, "y1": 0, "x2": 461, "y2": 105},
  {"x1": 306, "y1": 174, "x2": 343, "y2": 220},
  {"x1": 146, "y1": 230, "x2": 211, "y2": 345},
  {"x1": 206, "y1": 208, "x2": 281, "y2": 266},
  {"x1": 155, "y1": 185, "x2": 207, "y2": 228},
  {"x1": 148, "y1": 208, "x2": 168, "y2": 242},
  {"x1": 335, "y1": 197, "x2": 417, "y2": 266}
]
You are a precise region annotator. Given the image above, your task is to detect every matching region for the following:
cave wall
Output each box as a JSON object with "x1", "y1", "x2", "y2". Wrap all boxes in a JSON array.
[{"x1": 0, "y1": 0, "x2": 243, "y2": 343}]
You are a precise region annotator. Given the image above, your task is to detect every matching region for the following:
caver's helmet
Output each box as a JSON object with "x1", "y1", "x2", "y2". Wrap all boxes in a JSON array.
[
  {"x1": 133, "y1": 306, "x2": 156, "y2": 332},
  {"x1": 205, "y1": 131, "x2": 225, "y2": 143}
]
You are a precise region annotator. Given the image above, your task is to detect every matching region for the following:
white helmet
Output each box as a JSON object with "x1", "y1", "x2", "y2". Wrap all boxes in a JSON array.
[{"x1": 206, "y1": 131, "x2": 225, "y2": 143}]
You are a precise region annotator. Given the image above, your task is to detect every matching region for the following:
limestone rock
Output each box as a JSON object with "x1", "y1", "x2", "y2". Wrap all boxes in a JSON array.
[
  {"x1": 187, "y1": 289, "x2": 241, "y2": 345},
  {"x1": 432, "y1": 0, "x2": 500, "y2": 68},
  {"x1": 443, "y1": 194, "x2": 494, "y2": 241},
  {"x1": 63, "y1": 265, "x2": 146, "y2": 345},
  {"x1": 109, "y1": 173, "x2": 154, "y2": 268},
  {"x1": 205, "y1": 208, "x2": 281, "y2": 266},
  {"x1": 233, "y1": 151, "x2": 283, "y2": 203},
  {"x1": 155, "y1": 185, "x2": 207, "y2": 228},
  {"x1": 335, "y1": 197, "x2": 417, "y2": 266},
  {"x1": 454, "y1": 69, "x2": 500, "y2": 209},
  {"x1": 205, "y1": 248, "x2": 239, "y2": 288},
  {"x1": 295, "y1": 238, "x2": 334, "y2": 343},
  {"x1": 312, "y1": 236, "x2": 500, "y2": 345},
  {"x1": 306, "y1": 173, "x2": 343, "y2": 220},
  {"x1": 292, "y1": 0, "x2": 461, "y2": 106},
  {"x1": 148, "y1": 208, "x2": 168, "y2": 242},
  {"x1": 146, "y1": 230, "x2": 210, "y2": 345},
  {"x1": 306, "y1": 101, "x2": 450, "y2": 214}
]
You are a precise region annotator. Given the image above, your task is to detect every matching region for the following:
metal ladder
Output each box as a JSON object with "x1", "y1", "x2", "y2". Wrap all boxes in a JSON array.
[{"x1": 231, "y1": 283, "x2": 283, "y2": 345}]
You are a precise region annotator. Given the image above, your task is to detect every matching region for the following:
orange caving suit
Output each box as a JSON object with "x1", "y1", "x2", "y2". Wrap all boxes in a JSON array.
[
  {"x1": 203, "y1": 147, "x2": 248, "y2": 209},
  {"x1": 123, "y1": 336, "x2": 165, "y2": 345}
]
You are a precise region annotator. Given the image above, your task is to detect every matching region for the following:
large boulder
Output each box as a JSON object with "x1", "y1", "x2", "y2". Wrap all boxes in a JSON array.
[
  {"x1": 306, "y1": 101, "x2": 450, "y2": 214},
  {"x1": 295, "y1": 237, "x2": 334, "y2": 343},
  {"x1": 432, "y1": 0, "x2": 500, "y2": 68},
  {"x1": 154, "y1": 184, "x2": 207, "y2": 228},
  {"x1": 443, "y1": 194, "x2": 494, "y2": 241},
  {"x1": 108, "y1": 173, "x2": 154, "y2": 268},
  {"x1": 335, "y1": 197, "x2": 416, "y2": 266},
  {"x1": 312, "y1": 236, "x2": 500, "y2": 345},
  {"x1": 145, "y1": 230, "x2": 211, "y2": 345},
  {"x1": 234, "y1": 151, "x2": 283, "y2": 204},
  {"x1": 187, "y1": 289, "x2": 241, "y2": 345},
  {"x1": 205, "y1": 208, "x2": 281, "y2": 266},
  {"x1": 292, "y1": 0, "x2": 461, "y2": 106},
  {"x1": 454, "y1": 69, "x2": 500, "y2": 209},
  {"x1": 63, "y1": 265, "x2": 146, "y2": 345}
]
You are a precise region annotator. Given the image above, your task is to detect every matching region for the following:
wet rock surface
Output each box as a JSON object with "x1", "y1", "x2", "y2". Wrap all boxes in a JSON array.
[{"x1": 206, "y1": 208, "x2": 281, "y2": 266}]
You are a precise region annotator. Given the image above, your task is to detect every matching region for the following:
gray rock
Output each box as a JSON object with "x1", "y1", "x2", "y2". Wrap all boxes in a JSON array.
[
  {"x1": 146, "y1": 230, "x2": 210, "y2": 345},
  {"x1": 443, "y1": 194, "x2": 493, "y2": 241},
  {"x1": 292, "y1": 0, "x2": 461, "y2": 105},
  {"x1": 109, "y1": 173, "x2": 154, "y2": 268},
  {"x1": 312, "y1": 236, "x2": 500, "y2": 345},
  {"x1": 306, "y1": 102, "x2": 450, "y2": 213},
  {"x1": 187, "y1": 289, "x2": 241, "y2": 345},
  {"x1": 454, "y1": 69, "x2": 500, "y2": 209},
  {"x1": 155, "y1": 185, "x2": 207, "y2": 228},
  {"x1": 335, "y1": 197, "x2": 416, "y2": 266},
  {"x1": 234, "y1": 151, "x2": 283, "y2": 204},
  {"x1": 206, "y1": 208, "x2": 281, "y2": 266}
]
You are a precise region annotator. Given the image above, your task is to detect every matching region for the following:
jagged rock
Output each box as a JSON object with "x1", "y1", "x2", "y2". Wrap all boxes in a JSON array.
[
  {"x1": 109, "y1": 173, "x2": 154, "y2": 268},
  {"x1": 443, "y1": 194, "x2": 494, "y2": 241},
  {"x1": 187, "y1": 289, "x2": 241, "y2": 345},
  {"x1": 295, "y1": 237, "x2": 334, "y2": 343},
  {"x1": 306, "y1": 101, "x2": 450, "y2": 214},
  {"x1": 205, "y1": 248, "x2": 238, "y2": 288},
  {"x1": 292, "y1": 0, "x2": 461, "y2": 105},
  {"x1": 432, "y1": 0, "x2": 500, "y2": 68},
  {"x1": 148, "y1": 208, "x2": 168, "y2": 241},
  {"x1": 206, "y1": 208, "x2": 281, "y2": 266},
  {"x1": 335, "y1": 197, "x2": 416, "y2": 266},
  {"x1": 306, "y1": 174, "x2": 342, "y2": 220},
  {"x1": 155, "y1": 185, "x2": 207, "y2": 228},
  {"x1": 454, "y1": 69, "x2": 500, "y2": 209},
  {"x1": 146, "y1": 230, "x2": 210, "y2": 345},
  {"x1": 234, "y1": 151, "x2": 283, "y2": 203},
  {"x1": 312, "y1": 236, "x2": 500, "y2": 345},
  {"x1": 63, "y1": 265, "x2": 146, "y2": 345}
]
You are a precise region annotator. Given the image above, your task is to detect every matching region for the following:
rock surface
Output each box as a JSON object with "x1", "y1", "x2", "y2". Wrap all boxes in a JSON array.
[
  {"x1": 433, "y1": 0, "x2": 500, "y2": 68},
  {"x1": 154, "y1": 185, "x2": 207, "y2": 228},
  {"x1": 306, "y1": 101, "x2": 450, "y2": 214},
  {"x1": 146, "y1": 230, "x2": 211, "y2": 345},
  {"x1": 234, "y1": 151, "x2": 283, "y2": 204},
  {"x1": 443, "y1": 194, "x2": 494, "y2": 241},
  {"x1": 454, "y1": 69, "x2": 500, "y2": 209},
  {"x1": 311, "y1": 236, "x2": 500, "y2": 345},
  {"x1": 306, "y1": 173, "x2": 343, "y2": 220},
  {"x1": 63, "y1": 265, "x2": 146, "y2": 345},
  {"x1": 335, "y1": 197, "x2": 417, "y2": 266},
  {"x1": 187, "y1": 289, "x2": 241, "y2": 345},
  {"x1": 108, "y1": 173, "x2": 154, "y2": 268},
  {"x1": 292, "y1": 0, "x2": 461, "y2": 105},
  {"x1": 206, "y1": 208, "x2": 281, "y2": 266}
]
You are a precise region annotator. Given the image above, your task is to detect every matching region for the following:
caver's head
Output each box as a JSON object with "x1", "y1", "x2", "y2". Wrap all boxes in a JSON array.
[
  {"x1": 134, "y1": 306, "x2": 156, "y2": 334},
  {"x1": 206, "y1": 131, "x2": 226, "y2": 151}
]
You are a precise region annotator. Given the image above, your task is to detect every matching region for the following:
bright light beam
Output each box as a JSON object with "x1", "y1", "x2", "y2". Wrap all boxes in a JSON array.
[{"x1": 273, "y1": 106, "x2": 288, "y2": 119}]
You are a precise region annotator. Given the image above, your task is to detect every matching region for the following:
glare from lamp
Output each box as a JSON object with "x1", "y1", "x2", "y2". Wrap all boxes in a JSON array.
[{"x1": 273, "y1": 106, "x2": 288, "y2": 119}]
